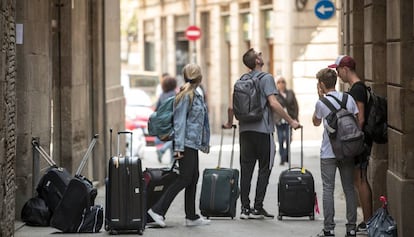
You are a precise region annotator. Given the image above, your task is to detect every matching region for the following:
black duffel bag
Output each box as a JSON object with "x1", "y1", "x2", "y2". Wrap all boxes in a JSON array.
[{"x1": 21, "y1": 196, "x2": 51, "y2": 226}]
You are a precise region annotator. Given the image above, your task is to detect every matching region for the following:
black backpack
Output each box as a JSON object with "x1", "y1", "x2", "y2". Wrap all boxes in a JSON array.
[
  {"x1": 233, "y1": 72, "x2": 267, "y2": 122},
  {"x1": 364, "y1": 86, "x2": 388, "y2": 144},
  {"x1": 321, "y1": 94, "x2": 365, "y2": 160}
]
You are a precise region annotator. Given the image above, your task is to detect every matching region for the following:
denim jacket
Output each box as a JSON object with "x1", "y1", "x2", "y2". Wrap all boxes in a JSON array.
[{"x1": 173, "y1": 90, "x2": 210, "y2": 153}]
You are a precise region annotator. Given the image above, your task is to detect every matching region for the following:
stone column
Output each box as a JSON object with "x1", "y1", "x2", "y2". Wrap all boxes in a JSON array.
[
  {"x1": 14, "y1": 0, "x2": 52, "y2": 222},
  {"x1": 386, "y1": 1, "x2": 414, "y2": 236}
]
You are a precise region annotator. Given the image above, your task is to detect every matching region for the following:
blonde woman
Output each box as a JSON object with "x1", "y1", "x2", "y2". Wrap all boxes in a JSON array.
[{"x1": 148, "y1": 63, "x2": 211, "y2": 227}]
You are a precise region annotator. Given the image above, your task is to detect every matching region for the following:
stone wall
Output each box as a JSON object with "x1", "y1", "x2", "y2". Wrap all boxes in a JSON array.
[
  {"x1": 384, "y1": 1, "x2": 414, "y2": 236},
  {"x1": 13, "y1": 0, "x2": 124, "y2": 222},
  {"x1": 342, "y1": 1, "x2": 414, "y2": 236},
  {"x1": 0, "y1": 0, "x2": 16, "y2": 236}
]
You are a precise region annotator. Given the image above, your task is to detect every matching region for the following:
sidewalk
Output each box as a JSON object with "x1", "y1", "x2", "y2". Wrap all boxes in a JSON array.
[{"x1": 15, "y1": 134, "x2": 363, "y2": 237}]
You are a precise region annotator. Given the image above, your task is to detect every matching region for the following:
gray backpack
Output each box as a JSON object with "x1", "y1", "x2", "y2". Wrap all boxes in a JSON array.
[
  {"x1": 321, "y1": 94, "x2": 365, "y2": 160},
  {"x1": 232, "y1": 72, "x2": 267, "y2": 122}
]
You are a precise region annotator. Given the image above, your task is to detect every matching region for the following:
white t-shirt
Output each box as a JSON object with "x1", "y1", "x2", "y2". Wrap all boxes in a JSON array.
[{"x1": 314, "y1": 91, "x2": 359, "y2": 159}]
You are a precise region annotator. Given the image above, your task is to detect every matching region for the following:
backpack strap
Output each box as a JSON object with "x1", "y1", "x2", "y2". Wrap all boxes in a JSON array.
[
  {"x1": 256, "y1": 72, "x2": 267, "y2": 80},
  {"x1": 326, "y1": 93, "x2": 348, "y2": 109},
  {"x1": 320, "y1": 96, "x2": 338, "y2": 113},
  {"x1": 240, "y1": 71, "x2": 267, "y2": 81}
]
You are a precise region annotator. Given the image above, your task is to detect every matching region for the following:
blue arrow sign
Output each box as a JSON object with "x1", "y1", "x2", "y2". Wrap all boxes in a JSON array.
[{"x1": 314, "y1": 0, "x2": 335, "y2": 20}]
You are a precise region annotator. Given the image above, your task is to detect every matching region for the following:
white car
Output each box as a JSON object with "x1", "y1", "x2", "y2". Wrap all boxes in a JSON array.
[{"x1": 125, "y1": 89, "x2": 156, "y2": 146}]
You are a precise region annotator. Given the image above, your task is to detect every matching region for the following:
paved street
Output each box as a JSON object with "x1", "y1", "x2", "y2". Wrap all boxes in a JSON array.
[{"x1": 15, "y1": 131, "x2": 363, "y2": 237}]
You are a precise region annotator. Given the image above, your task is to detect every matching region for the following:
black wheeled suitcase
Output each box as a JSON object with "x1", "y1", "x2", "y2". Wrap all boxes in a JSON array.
[
  {"x1": 143, "y1": 160, "x2": 178, "y2": 223},
  {"x1": 199, "y1": 125, "x2": 239, "y2": 219},
  {"x1": 277, "y1": 127, "x2": 315, "y2": 220},
  {"x1": 50, "y1": 134, "x2": 103, "y2": 232},
  {"x1": 32, "y1": 140, "x2": 72, "y2": 213},
  {"x1": 105, "y1": 130, "x2": 145, "y2": 235}
]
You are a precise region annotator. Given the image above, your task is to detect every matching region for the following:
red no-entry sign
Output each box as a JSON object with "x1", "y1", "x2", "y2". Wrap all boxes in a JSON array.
[{"x1": 185, "y1": 25, "x2": 201, "y2": 41}]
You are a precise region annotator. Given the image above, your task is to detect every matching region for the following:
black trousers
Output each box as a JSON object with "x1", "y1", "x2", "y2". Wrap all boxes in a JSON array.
[
  {"x1": 239, "y1": 131, "x2": 272, "y2": 210},
  {"x1": 151, "y1": 146, "x2": 199, "y2": 220}
]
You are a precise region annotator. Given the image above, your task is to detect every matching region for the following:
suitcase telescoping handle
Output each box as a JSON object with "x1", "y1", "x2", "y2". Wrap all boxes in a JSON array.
[
  {"x1": 75, "y1": 134, "x2": 99, "y2": 176},
  {"x1": 31, "y1": 139, "x2": 56, "y2": 167},
  {"x1": 218, "y1": 124, "x2": 237, "y2": 169},
  {"x1": 117, "y1": 131, "x2": 133, "y2": 157},
  {"x1": 287, "y1": 126, "x2": 303, "y2": 169}
]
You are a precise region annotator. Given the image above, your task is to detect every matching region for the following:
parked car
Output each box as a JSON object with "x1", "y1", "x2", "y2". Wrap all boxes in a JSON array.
[{"x1": 125, "y1": 89, "x2": 156, "y2": 146}]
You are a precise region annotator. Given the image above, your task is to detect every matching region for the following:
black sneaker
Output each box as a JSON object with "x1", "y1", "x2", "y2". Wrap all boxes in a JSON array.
[
  {"x1": 317, "y1": 229, "x2": 335, "y2": 236},
  {"x1": 240, "y1": 207, "x2": 250, "y2": 219},
  {"x1": 250, "y1": 208, "x2": 274, "y2": 219},
  {"x1": 357, "y1": 222, "x2": 367, "y2": 233}
]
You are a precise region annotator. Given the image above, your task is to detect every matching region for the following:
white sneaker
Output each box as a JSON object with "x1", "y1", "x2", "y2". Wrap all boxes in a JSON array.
[
  {"x1": 185, "y1": 216, "x2": 211, "y2": 227},
  {"x1": 147, "y1": 209, "x2": 166, "y2": 227}
]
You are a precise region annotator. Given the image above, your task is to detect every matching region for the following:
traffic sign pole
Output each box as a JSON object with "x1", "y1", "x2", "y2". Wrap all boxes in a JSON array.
[
  {"x1": 190, "y1": 0, "x2": 196, "y2": 63},
  {"x1": 185, "y1": 25, "x2": 201, "y2": 64}
]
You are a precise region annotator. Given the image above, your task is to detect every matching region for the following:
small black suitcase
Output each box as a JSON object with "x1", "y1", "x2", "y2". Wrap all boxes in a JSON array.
[
  {"x1": 105, "y1": 130, "x2": 145, "y2": 235},
  {"x1": 277, "y1": 127, "x2": 315, "y2": 220},
  {"x1": 73, "y1": 134, "x2": 99, "y2": 205},
  {"x1": 50, "y1": 178, "x2": 92, "y2": 232},
  {"x1": 199, "y1": 125, "x2": 239, "y2": 219},
  {"x1": 143, "y1": 160, "x2": 178, "y2": 223},
  {"x1": 33, "y1": 135, "x2": 98, "y2": 213},
  {"x1": 32, "y1": 140, "x2": 72, "y2": 213},
  {"x1": 50, "y1": 135, "x2": 101, "y2": 232}
]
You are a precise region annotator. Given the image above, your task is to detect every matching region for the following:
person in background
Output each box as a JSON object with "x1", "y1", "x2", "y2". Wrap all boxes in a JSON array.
[
  {"x1": 274, "y1": 76, "x2": 299, "y2": 165},
  {"x1": 312, "y1": 68, "x2": 357, "y2": 237},
  {"x1": 148, "y1": 63, "x2": 211, "y2": 228},
  {"x1": 328, "y1": 55, "x2": 373, "y2": 234},
  {"x1": 154, "y1": 76, "x2": 177, "y2": 164},
  {"x1": 224, "y1": 48, "x2": 300, "y2": 220},
  {"x1": 156, "y1": 72, "x2": 170, "y2": 98}
]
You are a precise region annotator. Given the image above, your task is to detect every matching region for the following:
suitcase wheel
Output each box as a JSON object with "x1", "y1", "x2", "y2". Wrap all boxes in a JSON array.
[
  {"x1": 109, "y1": 230, "x2": 118, "y2": 235},
  {"x1": 277, "y1": 215, "x2": 282, "y2": 221},
  {"x1": 138, "y1": 229, "x2": 143, "y2": 235},
  {"x1": 309, "y1": 215, "x2": 315, "y2": 220}
]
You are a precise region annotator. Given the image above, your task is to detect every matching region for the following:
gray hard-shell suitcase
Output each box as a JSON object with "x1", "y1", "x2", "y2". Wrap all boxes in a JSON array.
[
  {"x1": 199, "y1": 125, "x2": 239, "y2": 219},
  {"x1": 277, "y1": 127, "x2": 315, "y2": 220},
  {"x1": 105, "y1": 130, "x2": 145, "y2": 235}
]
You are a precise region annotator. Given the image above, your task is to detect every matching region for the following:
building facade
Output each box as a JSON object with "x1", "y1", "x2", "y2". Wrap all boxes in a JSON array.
[
  {"x1": 0, "y1": 0, "x2": 124, "y2": 235},
  {"x1": 135, "y1": 0, "x2": 339, "y2": 138}
]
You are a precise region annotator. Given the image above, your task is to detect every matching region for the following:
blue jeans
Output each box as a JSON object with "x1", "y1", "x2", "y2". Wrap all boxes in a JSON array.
[
  {"x1": 155, "y1": 137, "x2": 173, "y2": 163},
  {"x1": 276, "y1": 123, "x2": 290, "y2": 163}
]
